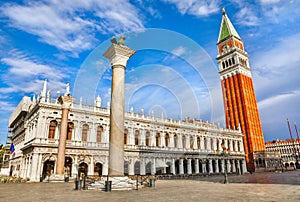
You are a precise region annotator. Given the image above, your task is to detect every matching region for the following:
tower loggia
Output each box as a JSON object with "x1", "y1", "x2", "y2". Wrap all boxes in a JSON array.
[{"x1": 216, "y1": 8, "x2": 266, "y2": 171}]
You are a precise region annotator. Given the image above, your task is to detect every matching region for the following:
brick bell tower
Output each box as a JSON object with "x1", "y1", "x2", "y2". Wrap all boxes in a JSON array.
[{"x1": 216, "y1": 8, "x2": 266, "y2": 172}]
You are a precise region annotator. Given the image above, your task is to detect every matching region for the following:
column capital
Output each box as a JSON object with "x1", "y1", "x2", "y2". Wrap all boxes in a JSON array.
[
  {"x1": 103, "y1": 44, "x2": 136, "y2": 68},
  {"x1": 58, "y1": 96, "x2": 74, "y2": 110}
]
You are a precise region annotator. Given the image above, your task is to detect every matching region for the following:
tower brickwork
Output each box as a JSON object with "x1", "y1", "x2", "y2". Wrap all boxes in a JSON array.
[{"x1": 217, "y1": 9, "x2": 265, "y2": 171}]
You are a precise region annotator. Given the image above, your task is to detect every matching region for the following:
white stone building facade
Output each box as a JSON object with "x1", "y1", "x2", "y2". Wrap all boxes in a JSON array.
[{"x1": 8, "y1": 92, "x2": 247, "y2": 182}]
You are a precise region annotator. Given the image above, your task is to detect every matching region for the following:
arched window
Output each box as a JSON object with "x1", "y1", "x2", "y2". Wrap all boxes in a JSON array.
[
  {"x1": 165, "y1": 133, "x2": 169, "y2": 147},
  {"x1": 124, "y1": 128, "x2": 128, "y2": 145},
  {"x1": 229, "y1": 59, "x2": 232, "y2": 66},
  {"x1": 97, "y1": 126, "x2": 103, "y2": 143},
  {"x1": 197, "y1": 136, "x2": 201, "y2": 149},
  {"x1": 48, "y1": 120, "x2": 57, "y2": 139},
  {"x1": 232, "y1": 57, "x2": 235, "y2": 65},
  {"x1": 156, "y1": 133, "x2": 160, "y2": 147},
  {"x1": 145, "y1": 131, "x2": 150, "y2": 146},
  {"x1": 67, "y1": 122, "x2": 74, "y2": 140},
  {"x1": 182, "y1": 135, "x2": 186, "y2": 149},
  {"x1": 135, "y1": 130, "x2": 139, "y2": 145},
  {"x1": 174, "y1": 134, "x2": 178, "y2": 148},
  {"x1": 82, "y1": 124, "x2": 89, "y2": 142},
  {"x1": 222, "y1": 62, "x2": 225, "y2": 69},
  {"x1": 225, "y1": 60, "x2": 229, "y2": 67}
]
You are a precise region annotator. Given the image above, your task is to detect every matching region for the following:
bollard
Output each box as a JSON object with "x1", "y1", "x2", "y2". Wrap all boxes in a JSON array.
[
  {"x1": 105, "y1": 181, "x2": 112, "y2": 192},
  {"x1": 75, "y1": 180, "x2": 82, "y2": 190},
  {"x1": 149, "y1": 178, "x2": 155, "y2": 187}
]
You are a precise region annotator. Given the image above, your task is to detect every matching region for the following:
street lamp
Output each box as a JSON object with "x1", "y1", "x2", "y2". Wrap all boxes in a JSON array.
[{"x1": 217, "y1": 143, "x2": 230, "y2": 184}]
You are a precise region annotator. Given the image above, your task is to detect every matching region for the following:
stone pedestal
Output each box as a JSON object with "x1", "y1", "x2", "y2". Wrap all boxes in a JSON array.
[
  {"x1": 56, "y1": 96, "x2": 74, "y2": 177},
  {"x1": 103, "y1": 42, "x2": 135, "y2": 176},
  {"x1": 88, "y1": 176, "x2": 138, "y2": 191}
]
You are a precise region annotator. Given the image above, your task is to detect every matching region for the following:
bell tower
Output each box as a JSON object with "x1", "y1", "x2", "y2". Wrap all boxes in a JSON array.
[{"x1": 216, "y1": 8, "x2": 266, "y2": 171}]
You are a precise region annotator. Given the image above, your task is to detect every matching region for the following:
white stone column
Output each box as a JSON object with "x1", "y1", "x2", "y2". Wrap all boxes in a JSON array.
[
  {"x1": 88, "y1": 156, "x2": 94, "y2": 175},
  {"x1": 215, "y1": 160, "x2": 219, "y2": 173},
  {"x1": 200, "y1": 136, "x2": 205, "y2": 150},
  {"x1": 207, "y1": 137, "x2": 211, "y2": 151},
  {"x1": 171, "y1": 159, "x2": 176, "y2": 174},
  {"x1": 104, "y1": 42, "x2": 135, "y2": 177},
  {"x1": 234, "y1": 140, "x2": 238, "y2": 152},
  {"x1": 179, "y1": 159, "x2": 184, "y2": 174},
  {"x1": 195, "y1": 159, "x2": 199, "y2": 174},
  {"x1": 160, "y1": 132, "x2": 165, "y2": 147},
  {"x1": 128, "y1": 160, "x2": 134, "y2": 176},
  {"x1": 102, "y1": 156, "x2": 109, "y2": 176},
  {"x1": 212, "y1": 137, "x2": 217, "y2": 151},
  {"x1": 186, "y1": 135, "x2": 191, "y2": 149},
  {"x1": 178, "y1": 134, "x2": 183, "y2": 149},
  {"x1": 193, "y1": 136, "x2": 198, "y2": 149},
  {"x1": 236, "y1": 160, "x2": 240, "y2": 175},
  {"x1": 140, "y1": 159, "x2": 146, "y2": 175},
  {"x1": 30, "y1": 153, "x2": 39, "y2": 181},
  {"x1": 150, "y1": 130, "x2": 155, "y2": 147},
  {"x1": 169, "y1": 133, "x2": 175, "y2": 148},
  {"x1": 187, "y1": 159, "x2": 192, "y2": 174},
  {"x1": 242, "y1": 159, "x2": 247, "y2": 174},
  {"x1": 226, "y1": 159, "x2": 230, "y2": 173},
  {"x1": 128, "y1": 128, "x2": 134, "y2": 145},
  {"x1": 229, "y1": 139, "x2": 233, "y2": 152},
  {"x1": 37, "y1": 153, "x2": 42, "y2": 179},
  {"x1": 140, "y1": 130, "x2": 146, "y2": 146},
  {"x1": 72, "y1": 155, "x2": 78, "y2": 177},
  {"x1": 221, "y1": 159, "x2": 225, "y2": 173},
  {"x1": 208, "y1": 159, "x2": 213, "y2": 174},
  {"x1": 151, "y1": 159, "x2": 156, "y2": 175},
  {"x1": 232, "y1": 160, "x2": 236, "y2": 173},
  {"x1": 202, "y1": 162, "x2": 206, "y2": 174}
]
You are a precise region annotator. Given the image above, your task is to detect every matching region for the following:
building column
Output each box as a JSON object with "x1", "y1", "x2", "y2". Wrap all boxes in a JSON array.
[
  {"x1": 37, "y1": 153, "x2": 43, "y2": 180},
  {"x1": 187, "y1": 159, "x2": 192, "y2": 174},
  {"x1": 215, "y1": 160, "x2": 219, "y2": 173},
  {"x1": 200, "y1": 136, "x2": 205, "y2": 151},
  {"x1": 195, "y1": 159, "x2": 199, "y2": 174},
  {"x1": 103, "y1": 41, "x2": 135, "y2": 176},
  {"x1": 179, "y1": 159, "x2": 184, "y2": 174},
  {"x1": 160, "y1": 132, "x2": 166, "y2": 148},
  {"x1": 56, "y1": 96, "x2": 74, "y2": 176},
  {"x1": 209, "y1": 159, "x2": 213, "y2": 174},
  {"x1": 151, "y1": 158, "x2": 156, "y2": 175},
  {"x1": 226, "y1": 159, "x2": 231, "y2": 173},
  {"x1": 72, "y1": 155, "x2": 78, "y2": 177},
  {"x1": 128, "y1": 159, "x2": 134, "y2": 176},
  {"x1": 102, "y1": 156, "x2": 109, "y2": 176},
  {"x1": 236, "y1": 160, "x2": 240, "y2": 175},
  {"x1": 140, "y1": 159, "x2": 146, "y2": 175},
  {"x1": 30, "y1": 153, "x2": 39, "y2": 181},
  {"x1": 171, "y1": 159, "x2": 176, "y2": 174},
  {"x1": 221, "y1": 159, "x2": 225, "y2": 173},
  {"x1": 169, "y1": 133, "x2": 175, "y2": 148},
  {"x1": 202, "y1": 161, "x2": 206, "y2": 174},
  {"x1": 232, "y1": 160, "x2": 236, "y2": 173},
  {"x1": 128, "y1": 128, "x2": 135, "y2": 145},
  {"x1": 242, "y1": 159, "x2": 247, "y2": 174},
  {"x1": 88, "y1": 156, "x2": 94, "y2": 175}
]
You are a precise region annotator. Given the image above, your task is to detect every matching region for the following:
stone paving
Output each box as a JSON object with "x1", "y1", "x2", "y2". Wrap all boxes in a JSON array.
[{"x1": 0, "y1": 171, "x2": 299, "y2": 202}]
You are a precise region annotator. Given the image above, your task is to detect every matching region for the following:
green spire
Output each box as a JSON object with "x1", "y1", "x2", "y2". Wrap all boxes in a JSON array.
[{"x1": 218, "y1": 8, "x2": 240, "y2": 43}]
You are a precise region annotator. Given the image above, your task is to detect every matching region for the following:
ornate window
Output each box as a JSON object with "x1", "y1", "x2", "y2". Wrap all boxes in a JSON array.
[
  {"x1": 82, "y1": 124, "x2": 89, "y2": 142},
  {"x1": 124, "y1": 128, "x2": 128, "y2": 145},
  {"x1": 145, "y1": 131, "x2": 150, "y2": 146},
  {"x1": 174, "y1": 134, "x2": 178, "y2": 148},
  {"x1": 67, "y1": 122, "x2": 74, "y2": 140},
  {"x1": 48, "y1": 120, "x2": 57, "y2": 139},
  {"x1": 156, "y1": 133, "x2": 160, "y2": 147},
  {"x1": 97, "y1": 126, "x2": 103, "y2": 143},
  {"x1": 135, "y1": 130, "x2": 139, "y2": 145}
]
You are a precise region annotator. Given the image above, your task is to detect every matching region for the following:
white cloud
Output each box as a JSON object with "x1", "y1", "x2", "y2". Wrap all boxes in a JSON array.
[
  {"x1": 171, "y1": 46, "x2": 187, "y2": 57},
  {"x1": 0, "y1": 51, "x2": 67, "y2": 94},
  {"x1": 258, "y1": 0, "x2": 280, "y2": 5},
  {"x1": 163, "y1": 0, "x2": 220, "y2": 17},
  {"x1": 235, "y1": 7, "x2": 259, "y2": 26},
  {"x1": 0, "y1": 0, "x2": 144, "y2": 55}
]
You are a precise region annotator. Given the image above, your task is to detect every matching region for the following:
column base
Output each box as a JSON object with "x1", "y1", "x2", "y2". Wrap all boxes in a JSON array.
[{"x1": 88, "y1": 176, "x2": 140, "y2": 191}]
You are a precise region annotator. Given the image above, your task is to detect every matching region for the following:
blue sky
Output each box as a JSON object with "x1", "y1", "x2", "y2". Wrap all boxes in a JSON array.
[{"x1": 1, "y1": 0, "x2": 300, "y2": 144}]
